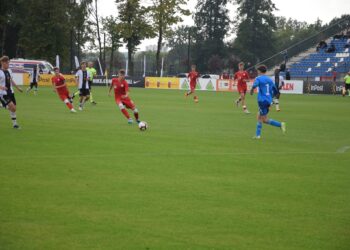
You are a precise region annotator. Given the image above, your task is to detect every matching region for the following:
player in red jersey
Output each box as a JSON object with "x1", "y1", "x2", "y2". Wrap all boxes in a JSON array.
[
  {"x1": 51, "y1": 67, "x2": 76, "y2": 113},
  {"x1": 185, "y1": 64, "x2": 200, "y2": 103},
  {"x1": 109, "y1": 69, "x2": 140, "y2": 124},
  {"x1": 234, "y1": 62, "x2": 250, "y2": 114}
]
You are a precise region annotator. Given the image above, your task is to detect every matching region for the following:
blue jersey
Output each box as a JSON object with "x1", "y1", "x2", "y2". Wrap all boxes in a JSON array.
[{"x1": 252, "y1": 75, "x2": 277, "y2": 103}]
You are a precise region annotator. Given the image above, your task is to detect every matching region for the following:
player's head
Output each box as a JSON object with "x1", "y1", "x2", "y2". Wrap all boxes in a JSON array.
[
  {"x1": 80, "y1": 61, "x2": 87, "y2": 70},
  {"x1": 53, "y1": 67, "x2": 60, "y2": 75},
  {"x1": 256, "y1": 65, "x2": 267, "y2": 75},
  {"x1": 118, "y1": 69, "x2": 126, "y2": 80},
  {"x1": 274, "y1": 67, "x2": 280, "y2": 74},
  {"x1": 0, "y1": 56, "x2": 10, "y2": 70},
  {"x1": 238, "y1": 62, "x2": 245, "y2": 71},
  {"x1": 191, "y1": 65, "x2": 196, "y2": 71},
  {"x1": 88, "y1": 61, "x2": 93, "y2": 68}
]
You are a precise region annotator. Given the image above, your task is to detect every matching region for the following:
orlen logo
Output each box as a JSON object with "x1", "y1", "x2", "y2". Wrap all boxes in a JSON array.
[
  {"x1": 282, "y1": 83, "x2": 294, "y2": 91},
  {"x1": 311, "y1": 85, "x2": 324, "y2": 91}
]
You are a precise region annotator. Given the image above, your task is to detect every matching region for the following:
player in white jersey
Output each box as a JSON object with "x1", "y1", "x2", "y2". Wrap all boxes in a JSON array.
[
  {"x1": 26, "y1": 64, "x2": 41, "y2": 95},
  {"x1": 75, "y1": 61, "x2": 90, "y2": 111},
  {"x1": 0, "y1": 56, "x2": 23, "y2": 129},
  {"x1": 273, "y1": 67, "x2": 285, "y2": 112}
]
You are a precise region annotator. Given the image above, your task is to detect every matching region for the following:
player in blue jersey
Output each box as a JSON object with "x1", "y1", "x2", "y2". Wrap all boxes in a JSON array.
[{"x1": 250, "y1": 65, "x2": 286, "y2": 139}]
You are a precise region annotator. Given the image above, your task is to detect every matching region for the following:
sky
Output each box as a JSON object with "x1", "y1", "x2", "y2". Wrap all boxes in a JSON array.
[{"x1": 99, "y1": 0, "x2": 350, "y2": 51}]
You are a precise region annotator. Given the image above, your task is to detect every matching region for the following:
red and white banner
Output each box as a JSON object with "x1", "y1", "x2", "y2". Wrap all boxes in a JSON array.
[
  {"x1": 216, "y1": 79, "x2": 256, "y2": 93},
  {"x1": 280, "y1": 80, "x2": 304, "y2": 95}
]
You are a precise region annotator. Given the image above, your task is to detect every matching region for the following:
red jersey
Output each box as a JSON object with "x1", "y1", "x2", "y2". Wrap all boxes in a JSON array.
[
  {"x1": 52, "y1": 74, "x2": 65, "y2": 87},
  {"x1": 112, "y1": 78, "x2": 129, "y2": 99},
  {"x1": 188, "y1": 71, "x2": 199, "y2": 84},
  {"x1": 52, "y1": 74, "x2": 68, "y2": 93},
  {"x1": 234, "y1": 71, "x2": 250, "y2": 86}
]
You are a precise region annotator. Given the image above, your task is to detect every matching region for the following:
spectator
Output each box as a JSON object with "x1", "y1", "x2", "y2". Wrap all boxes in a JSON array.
[
  {"x1": 333, "y1": 33, "x2": 344, "y2": 40},
  {"x1": 221, "y1": 71, "x2": 230, "y2": 79},
  {"x1": 326, "y1": 44, "x2": 336, "y2": 53},
  {"x1": 317, "y1": 40, "x2": 328, "y2": 51},
  {"x1": 345, "y1": 38, "x2": 350, "y2": 48}
]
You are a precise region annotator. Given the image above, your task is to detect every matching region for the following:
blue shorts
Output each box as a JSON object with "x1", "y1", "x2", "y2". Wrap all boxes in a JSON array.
[{"x1": 258, "y1": 101, "x2": 271, "y2": 116}]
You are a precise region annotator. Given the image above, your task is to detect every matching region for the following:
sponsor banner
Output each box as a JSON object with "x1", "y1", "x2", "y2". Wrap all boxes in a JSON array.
[
  {"x1": 280, "y1": 80, "x2": 303, "y2": 95},
  {"x1": 13, "y1": 73, "x2": 25, "y2": 86},
  {"x1": 179, "y1": 78, "x2": 216, "y2": 91},
  {"x1": 93, "y1": 77, "x2": 144, "y2": 87},
  {"x1": 216, "y1": 79, "x2": 232, "y2": 92},
  {"x1": 216, "y1": 79, "x2": 256, "y2": 93},
  {"x1": 93, "y1": 76, "x2": 112, "y2": 86},
  {"x1": 304, "y1": 81, "x2": 344, "y2": 95},
  {"x1": 145, "y1": 77, "x2": 179, "y2": 89},
  {"x1": 23, "y1": 73, "x2": 76, "y2": 87}
]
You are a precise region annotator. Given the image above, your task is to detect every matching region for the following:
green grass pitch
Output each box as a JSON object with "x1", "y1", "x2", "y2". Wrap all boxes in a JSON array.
[{"x1": 0, "y1": 87, "x2": 349, "y2": 250}]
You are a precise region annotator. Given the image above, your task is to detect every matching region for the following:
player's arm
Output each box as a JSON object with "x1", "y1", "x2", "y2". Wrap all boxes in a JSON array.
[
  {"x1": 51, "y1": 78, "x2": 57, "y2": 92},
  {"x1": 279, "y1": 76, "x2": 285, "y2": 89},
  {"x1": 0, "y1": 74, "x2": 6, "y2": 90},
  {"x1": 122, "y1": 83, "x2": 129, "y2": 98},
  {"x1": 245, "y1": 72, "x2": 251, "y2": 82},
  {"x1": 250, "y1": 79, "x2": 259, "y2": 95},
  {"x1": 233, "y1": 73, "x2": 238, "y2": 85},
  {"x1": 11, "y1": 79, "x2": 23, "y2": 93},
  {"x1": 272, "y1": 82, "x2": 279, "y2": 96},
  {"x1": 75, "y1": 75, "x2": 79, "y2": 87},
  {"x1": 108, "y1": 82, "x2": 113, "y2": 96}
]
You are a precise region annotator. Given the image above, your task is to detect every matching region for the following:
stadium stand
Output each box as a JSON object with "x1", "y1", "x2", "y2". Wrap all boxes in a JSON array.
[{"x1": 288, "y1": 38, "x2": 350, "y2": 78}]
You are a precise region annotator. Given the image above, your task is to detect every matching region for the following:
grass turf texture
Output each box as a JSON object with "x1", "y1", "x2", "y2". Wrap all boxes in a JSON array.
[{"x1": 0, "y1": 87, "x2": 349, "y2": 250}]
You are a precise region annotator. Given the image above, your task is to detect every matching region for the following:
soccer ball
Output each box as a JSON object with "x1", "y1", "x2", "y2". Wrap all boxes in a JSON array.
[{"x1": 138, "y1": 121, "x2": 148, "y2": 131}]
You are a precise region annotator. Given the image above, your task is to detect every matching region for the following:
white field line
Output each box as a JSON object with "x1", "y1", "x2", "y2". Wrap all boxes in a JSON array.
[
  {"x1": 0, "y1": 151, "x2": 345, "y2": 160},
  {"x1": 336, "y1": 146, "x2": 350, "y2": 154}
]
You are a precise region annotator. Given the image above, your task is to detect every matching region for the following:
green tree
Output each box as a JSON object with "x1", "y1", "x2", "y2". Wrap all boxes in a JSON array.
[
  {"x1": 193, "y1": 0, "x2": 230, "y2": 72},
  {"x1": 233, "y1": 0, "x2": 277, "y2": 64},
  {"x1": 18, "y1": 1, "x2": 70, "y2": 62},
  {"x1": 150, "y1": 0, "x2": 189, "y2": 76},
  {"x1": 166, "y1": 25, "x2": 194, "y2": 74},
  {"x1": 0, "y1": 0, "x2": 92, "y2": 70},
  {"x1": 102, "y1": 16, "x2": 122, "y2": 73},
  {"x1": 116, "y1": 0, "x2": 155, "y2": 77}
]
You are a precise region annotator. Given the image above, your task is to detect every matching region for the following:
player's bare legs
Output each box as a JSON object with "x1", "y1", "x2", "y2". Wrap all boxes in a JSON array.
[
  {"x1": 241, "y1": 92, "x2": 249, "y2": 113},
  {"x1": 7, "y1": 102, "x2": 19, "y2": 129},
  {"x1": 63, "y1": 98, "x2": 75, "y2": 112},
  {"x1": 132, "y1": 107, "x2": 140, "y2": 123},
  {"x1": 185, "y1": 89, "x2": 198, "y2": 103},
  {"x1": 185, "y1": 89, "x2": 193, "y2": 96},
  {"x1": 273, "y1": 92, "x2": 281, "y2": 112},
  {"x1": 79, "y1": 95, "x2": 89, "y2": 110},
  {"x1": 254, "y1": 113, "x2": 286, "y2": 139}
]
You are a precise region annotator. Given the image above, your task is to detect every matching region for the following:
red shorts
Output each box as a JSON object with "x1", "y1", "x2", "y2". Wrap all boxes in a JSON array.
[
  {"x1": 237, "y1": 83, "x2": 247, "y2": 94},
  {"x1": 116, "y1": 97, "x2": 135, "y2": 110},
  {"x1": 57, "y1": 88, "x2": 70, "y2": 101},
  {"x1": 190, "y1": 82, "x2": 197, "y2": 91}
]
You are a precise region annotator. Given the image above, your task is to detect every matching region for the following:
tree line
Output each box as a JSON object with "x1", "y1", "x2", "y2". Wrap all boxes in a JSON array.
[{"x1": 0, "y1": 0, "x2": 349, "y2": 76}]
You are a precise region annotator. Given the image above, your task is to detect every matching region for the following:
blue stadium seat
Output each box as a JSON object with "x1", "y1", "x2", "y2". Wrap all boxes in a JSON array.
[{"x1": 288, "y1": 38, "x2": 350, "y2": 77}]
